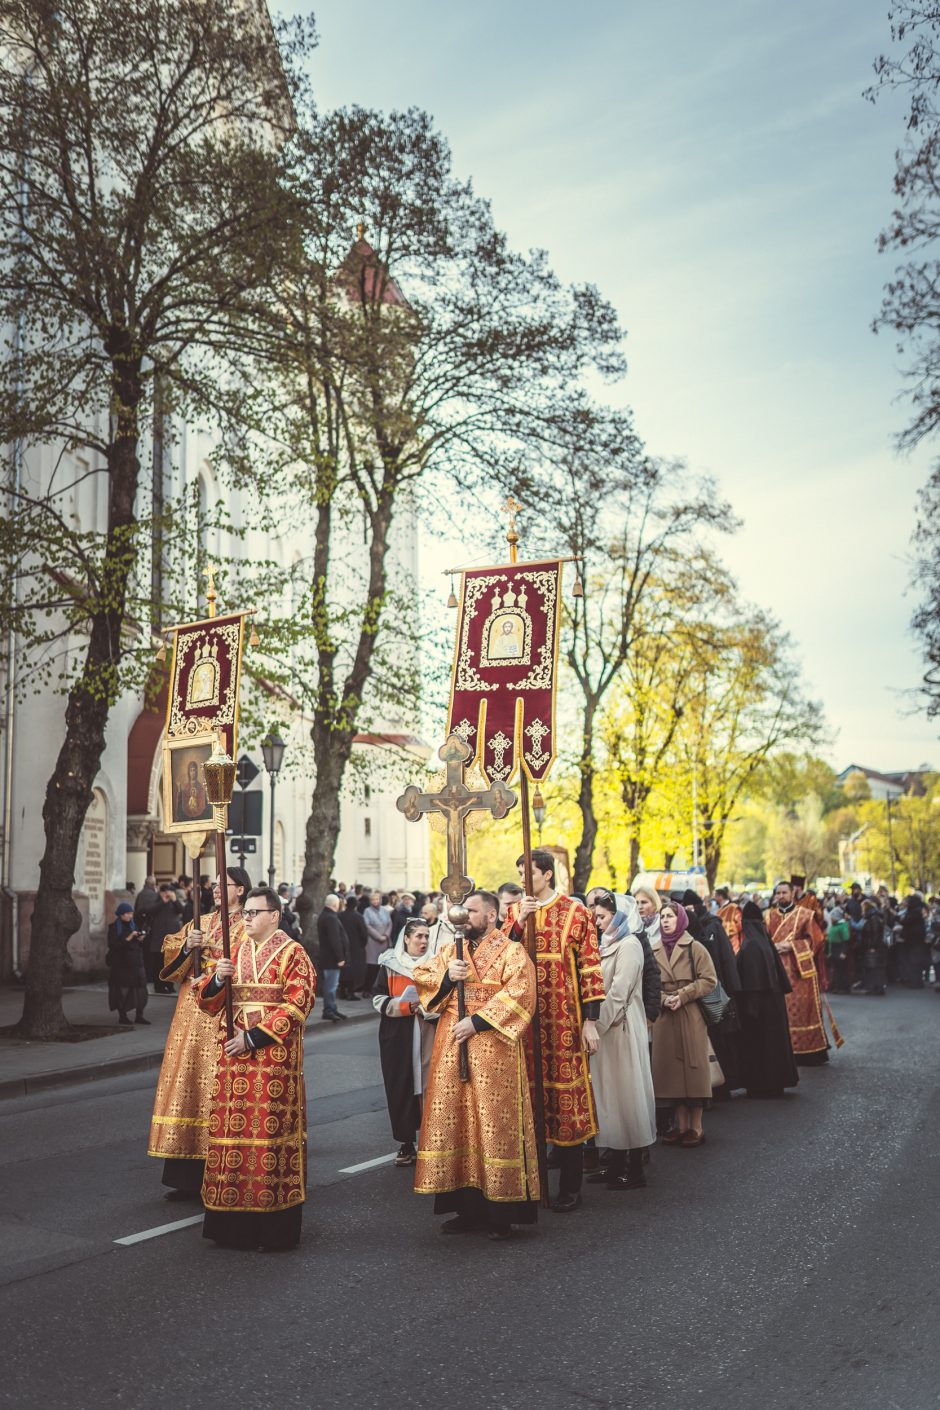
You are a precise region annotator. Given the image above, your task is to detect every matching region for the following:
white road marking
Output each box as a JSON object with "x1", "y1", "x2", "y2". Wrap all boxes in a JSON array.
[
  {"x1": 114, "y1": 1214, "x2": 203, "y2": 1246},
  {"x1": 338, "y1": 1153, "x2": 398, "y2": 1174}
]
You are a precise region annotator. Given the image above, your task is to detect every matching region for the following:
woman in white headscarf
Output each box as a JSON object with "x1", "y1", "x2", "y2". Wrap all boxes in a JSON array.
[{"x1": 372, "y1": 918, "x2": 434, "y2": 1166}]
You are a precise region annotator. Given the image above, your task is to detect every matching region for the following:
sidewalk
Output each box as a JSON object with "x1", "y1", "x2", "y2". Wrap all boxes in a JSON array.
[{"x1": 0, "y1": 982, "x2": 375, "y2": 1101}]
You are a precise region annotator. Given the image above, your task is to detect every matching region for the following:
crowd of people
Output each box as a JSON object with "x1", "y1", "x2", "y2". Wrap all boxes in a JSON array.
[{"x1": 130, "y1": 857, "x2": 937, "y2": 1251}]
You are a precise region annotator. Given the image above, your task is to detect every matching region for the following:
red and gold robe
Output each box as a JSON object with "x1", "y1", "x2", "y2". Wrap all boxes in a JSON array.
[
  {"x1": 147, "y1": 912, "x2": 238, "y2": 1163},
  {"x1": 507, "y1": 894, "x2": 605, "y2": 1146},
  {"x1": 413, "y1": 929, "x2": 539, "y2": 1204},
  {"x1": 194, "y1": 929, "x2": 316, "y2": 1215},
  {"x1": 766, "y1": 905, "x2": 828, "y2": 1056},
  {"x1": 719, "y1": 903, "x2": 743, "y2": 954}
]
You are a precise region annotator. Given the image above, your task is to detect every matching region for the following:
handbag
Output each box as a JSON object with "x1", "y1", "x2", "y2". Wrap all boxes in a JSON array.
[{"x1": 688, "y1": 941, "x2": 733, "y2": 1027}]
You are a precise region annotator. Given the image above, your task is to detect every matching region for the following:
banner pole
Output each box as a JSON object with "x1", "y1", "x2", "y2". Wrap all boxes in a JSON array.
[{"x1": 504, "y1": 499, "x2": 550, "y2": 1207}]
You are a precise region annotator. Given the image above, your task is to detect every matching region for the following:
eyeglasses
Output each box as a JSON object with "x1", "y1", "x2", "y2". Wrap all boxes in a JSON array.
[{"x1": 244, "y1": 908, "x2": 278, "y2": 919}]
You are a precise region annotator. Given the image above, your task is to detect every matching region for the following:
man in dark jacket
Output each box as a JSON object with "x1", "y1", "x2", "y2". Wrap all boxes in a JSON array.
[
  {"x1": 317, "y1": 894, "x2": 348, "y2": 1022},
  {"x1": 339, "y1": 899, "x2": 368, "y2": 999},
  {"x1": 147, "y1": 883, "x2": 184, "y2": 994}
]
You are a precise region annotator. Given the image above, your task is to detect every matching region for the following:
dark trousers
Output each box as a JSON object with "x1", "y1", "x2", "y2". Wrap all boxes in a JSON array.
[
  {"x1": 557, "y1": 1143, "x2": 583, "y2": 1195},
  {"x1": 146, "y1": 946, "x2": 173, "y2": 994},
  {"x1": 362, "y1": 963, "x2": 379, "y2": 994}
]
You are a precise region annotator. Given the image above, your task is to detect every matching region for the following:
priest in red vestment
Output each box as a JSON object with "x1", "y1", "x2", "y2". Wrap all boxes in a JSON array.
[
  {"x1": 194, "y1": 886, "x2": 316, "y2": 1250},
  {"x1": 505, "y1": 848, "x2": 605, "y2": 1213},
  {"x1": 413, "y1": 891, "x2": 540, "y2": 1239},
  {"x1": 766, "y1": 881, "x2": 829, "y2": 1066}
]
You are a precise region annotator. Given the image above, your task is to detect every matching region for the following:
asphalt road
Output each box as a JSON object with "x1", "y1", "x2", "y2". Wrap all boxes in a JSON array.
[{"x1": 0, "y1": 990, "x2": 938, "y2": 1410}]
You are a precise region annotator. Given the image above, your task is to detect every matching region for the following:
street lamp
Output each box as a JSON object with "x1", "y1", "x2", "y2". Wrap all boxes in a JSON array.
[
  {"x1": 260, "y1": 732, "x2": 285, "y2": 889},
  {"x1": 532, "y1": 786, "x2": 546, "y2": 845}
]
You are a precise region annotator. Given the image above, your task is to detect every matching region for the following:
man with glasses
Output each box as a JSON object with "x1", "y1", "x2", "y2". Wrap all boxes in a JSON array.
[{"x1": 195, "y1": 886, "x2": 316, "y2": 1250}]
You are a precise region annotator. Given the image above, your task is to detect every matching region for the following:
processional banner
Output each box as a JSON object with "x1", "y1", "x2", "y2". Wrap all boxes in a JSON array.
[
  {"x1": 447, "y1": 560, "x2": 562, "y2": 783},
  {"x1": 161, "y1": 612, "x2": 247, "y2": 835}
]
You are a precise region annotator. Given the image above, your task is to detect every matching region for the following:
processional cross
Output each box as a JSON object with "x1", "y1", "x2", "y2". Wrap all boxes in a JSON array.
[{"x1": 397, "y1": 733, "x2": 516, "y2": 904}]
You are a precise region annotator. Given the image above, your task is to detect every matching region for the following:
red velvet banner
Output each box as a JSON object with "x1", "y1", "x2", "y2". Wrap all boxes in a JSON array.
[
  {"x1": 165, "y1": 612, "x2": 246, "y2": 757},
  {"x1": 447, "y1": 560, "x2": 562, "y2": 782}
]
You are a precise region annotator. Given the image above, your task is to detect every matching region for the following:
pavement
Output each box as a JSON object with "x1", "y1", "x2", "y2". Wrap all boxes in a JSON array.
[
  {"x1": 0, "y1": 987, "x2": 938, "y2": 1410},
  {"x1": 0, "y1": 981, "x2": 375, "y2": 1099}
]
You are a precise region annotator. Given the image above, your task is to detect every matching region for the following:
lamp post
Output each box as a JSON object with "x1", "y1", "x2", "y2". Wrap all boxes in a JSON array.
[
  {"x1": 261, "y1": 732, "x2": 285, "y2": 889},
  {"x1": 532, "y1": 786, "x2": 546, "y2": 845}
]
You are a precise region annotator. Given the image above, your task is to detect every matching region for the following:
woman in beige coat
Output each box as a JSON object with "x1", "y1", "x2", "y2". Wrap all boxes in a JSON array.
[{"x1": 650, "y1": 901, "x2": 718, "y2": 1148}]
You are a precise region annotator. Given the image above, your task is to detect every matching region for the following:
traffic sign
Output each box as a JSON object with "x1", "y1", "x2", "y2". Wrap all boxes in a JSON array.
[
  {"x1": 229, "y1": 837, "x2": 257, "y2": 855},
  {"x1": 237, "y1": 755, "x2": 260, "y2": 789}
]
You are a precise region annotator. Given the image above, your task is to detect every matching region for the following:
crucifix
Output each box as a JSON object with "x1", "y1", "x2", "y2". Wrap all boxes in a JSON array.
[
  {"x1": 397, "y1": 732, "x2": 516, "y2": 1083},
  {"x1": 397, "y1": 732, "x2": 516, "y2": 905}
]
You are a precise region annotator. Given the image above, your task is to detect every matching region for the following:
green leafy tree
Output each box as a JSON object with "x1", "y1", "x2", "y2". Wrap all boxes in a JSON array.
[
  {"x1": 0, "y1": 0, "x2": 309, "y2": 1037},
  {"x1": 222, "y1": 105, "x2": 627, "y2": 935}
]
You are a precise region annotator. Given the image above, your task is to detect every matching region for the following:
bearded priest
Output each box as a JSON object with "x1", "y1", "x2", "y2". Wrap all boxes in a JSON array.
[
  {"x1": 413, "y1": 890, "x2": 540, "y2": 1241},
  {"x1": 194, "y1": 887, "x2": 316, "y2": 1250}
]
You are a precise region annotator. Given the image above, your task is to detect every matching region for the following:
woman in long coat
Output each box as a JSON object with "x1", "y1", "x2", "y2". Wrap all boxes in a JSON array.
[
  {"x1": 735, "y1": 901, "x2": 799, "y2": 1096},
  {"x1": 650, "y1": 902, "x2": 717, "y2": 1148},
  {"x1": 107, "y1": 901, "x2": 148, "y2": 1025},
  {"x1": 589, "y1": 901, "x2": 656, "y2": 1189},
  {"x1": 372, "y1": 918, "x2": 434, "y2": 1166}
]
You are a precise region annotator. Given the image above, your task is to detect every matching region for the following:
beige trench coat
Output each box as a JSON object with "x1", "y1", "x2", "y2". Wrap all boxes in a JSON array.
[{"x1": 650, "y1": 935, "x2": 718, "y2": 1101}]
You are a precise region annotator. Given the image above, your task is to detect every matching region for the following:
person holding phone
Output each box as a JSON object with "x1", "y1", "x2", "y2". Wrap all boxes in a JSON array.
[{"x1": 106, "y1": 900, "x2": 149, "y2": 1026}]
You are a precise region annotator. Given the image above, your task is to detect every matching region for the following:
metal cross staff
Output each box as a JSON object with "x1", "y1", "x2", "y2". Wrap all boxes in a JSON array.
[{"x1": 396, "y1": 732, "x2": 516, "y2": 1081}]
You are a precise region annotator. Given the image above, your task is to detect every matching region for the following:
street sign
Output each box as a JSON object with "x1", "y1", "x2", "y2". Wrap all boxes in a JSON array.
[
  {"x1": 229, "y1": 837, "x2": 257, "y2": 855},
  {"x1": 237, "y1": 754, "x2": 260, "y2": 789},
  {"x1": 229, "y1": 791, "x2": 262, "y2": 836}
]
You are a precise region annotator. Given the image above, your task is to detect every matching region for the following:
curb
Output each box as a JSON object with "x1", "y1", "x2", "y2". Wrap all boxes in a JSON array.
[{"x1": 0, "y1": 1006, "x2": 377, "y2": 1102}]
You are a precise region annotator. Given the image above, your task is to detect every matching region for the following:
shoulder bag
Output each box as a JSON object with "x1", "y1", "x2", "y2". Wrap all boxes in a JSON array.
[{"x1": 688, "y1": 941, "x2": 733, "y2": 1027}]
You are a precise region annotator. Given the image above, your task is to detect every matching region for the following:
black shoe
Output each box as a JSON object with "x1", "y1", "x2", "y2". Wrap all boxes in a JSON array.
[
  {"x1": 135, "y1": 1015, "x2": 151, "y2": 1025},
  {"x1": 607, "y1": 1173, "x2": 647, "y2": 1190},
  {"x1": 550, "y1": 1192, "x2": 581, "y2": 1214},
  {"x1": 488, "y1": 1226, "x2": 514, "y2": 1241},
  {"x1": 118, "y1": 1014, "x2": 132, "y2": 1026},
  {"x1": 322, "y1": 1012, "x2": 339, "y2": 1022},
  {"x1": 395, "y1": 1143, "x2": 416, "y2": 1167},
  {"x1": 441, "y1": 1216, "x2": 479, "y2": 1234},
  {"x1": 335, "y1": 1010, "x2": 348, "y2": 1020},
  {"x1": 164, "y1": 1188, "x2": 198, "y2": 1203}
]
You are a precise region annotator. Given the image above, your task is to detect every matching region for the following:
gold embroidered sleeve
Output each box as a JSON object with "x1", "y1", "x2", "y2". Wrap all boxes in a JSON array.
[
  {"x1": 474, "y1": 944, "x2": 536, "y2": 1043},
  {"x1": 159, "y1": 924, "x2": 194, "y2": 981},
  {"x1": 413, "y1": 948, "x2": 454, "y2": 1011}
]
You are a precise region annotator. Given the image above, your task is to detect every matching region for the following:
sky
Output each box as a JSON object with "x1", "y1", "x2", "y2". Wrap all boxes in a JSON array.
[{"x1": 284, "y1": 0, "x2": 938, "y2": 771}]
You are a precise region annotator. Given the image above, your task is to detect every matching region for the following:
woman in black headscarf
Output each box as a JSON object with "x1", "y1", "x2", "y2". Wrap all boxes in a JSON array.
[{"x1": 736, "y1": 902, "x2": 799, "y2": 1098}]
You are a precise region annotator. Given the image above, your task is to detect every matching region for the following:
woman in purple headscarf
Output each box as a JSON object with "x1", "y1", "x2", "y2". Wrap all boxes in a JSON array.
[{"x1": 649, "y1": 901, "x2": 717, "y2": 1148}]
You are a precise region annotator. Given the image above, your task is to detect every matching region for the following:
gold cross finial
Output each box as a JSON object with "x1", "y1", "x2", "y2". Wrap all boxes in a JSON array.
[
  {"x1": 203, "y1": 563, "x2": 218, "y2": 619},
  {"x1": 502, "y1": 495, "x2": 521, "y2": 563}
]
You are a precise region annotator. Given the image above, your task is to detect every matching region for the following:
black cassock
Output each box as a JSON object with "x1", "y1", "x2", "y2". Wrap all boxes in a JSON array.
[
  {"x1": 372, "y1": 968, "x2": 422, "y2": 1145},
  {"x1": 736, "y1": 903, "x2": 799, "y2": 1097}
]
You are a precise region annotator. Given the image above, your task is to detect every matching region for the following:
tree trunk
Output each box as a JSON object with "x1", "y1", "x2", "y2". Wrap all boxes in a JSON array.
[
  {"x1": 628, "y1": 835, "x2": 641, "y2": 881},
  {"x1": 296, "y1": 722, "x2": 354, "y2": 944},
  {"x1": 16, "y1": 368, "x2": 141, "y2": 1038},
  {"x1": 572, "y1": 702, "x2": 598, "y2": 893},
  {"x1": 296, "y1": 493, "x2": 394, "y2": 938}
]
